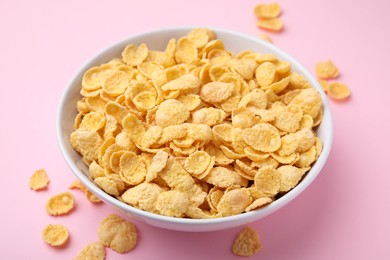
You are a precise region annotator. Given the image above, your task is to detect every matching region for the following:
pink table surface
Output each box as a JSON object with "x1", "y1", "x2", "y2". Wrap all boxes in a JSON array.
[{"x1": 1, "y1": 0, "x2": 389, "y2": 259}]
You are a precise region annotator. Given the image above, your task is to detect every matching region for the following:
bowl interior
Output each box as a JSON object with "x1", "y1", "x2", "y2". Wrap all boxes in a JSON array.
[{"x1": 57, "y1": 27, "x2": 333, "y2": 232}]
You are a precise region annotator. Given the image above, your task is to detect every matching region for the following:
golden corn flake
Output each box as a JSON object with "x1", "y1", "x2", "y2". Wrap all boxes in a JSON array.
[
  {"x1": 217, "y1": 188, "x2": 252, "y2": 217},
  {"x1": 71, "y1": 28, "x2": 324, "y2": 219},
  {"x1": 315, "y1": 60, "x2": 339, "y2": 79},
  {"x1": 156, "y1": 190, "x2": 189, "y2": 217},
  {"x1": 75, "y1": 241, "x2": 105, "y2": 260},
  {"x1": 260, "y1": 34, "x2": 273, "y2": 43},
  {"x1": 155, "y1": 99, "x2": 190, "y2": 127},
  {"x1": 46, "y1": 192, "x2": 75, "y2": 216},
  {"x1": 327, "y1": 82, "x2": 351, "y2": 100},
  {"x1": 122, "y1": 43, "x2": 148, "y2": 67},
  {"x1": 232, "y1": 227, "x2": 262, "y2": 257},
  {"x1": 257, "y1": 18, "x2": 283, "y2": 32},
  {"x1": 29, "y1": 168, "x2": 49, "y2": 191},
  {"x1": 242, "y1": 123, "x2": 281, "y2": 152},
  {"x1": 254, "y1": 3, "x2": 282, "y2": 19},
  {"x1": 98, "y1": 214, "x2": 137, "y2": 254},
  {"x1": 42, "y1": 224, "x2": 69, "y2": 247}
]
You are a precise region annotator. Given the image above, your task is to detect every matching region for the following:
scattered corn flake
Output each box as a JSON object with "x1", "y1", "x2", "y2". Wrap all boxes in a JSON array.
[
  {"x1": 232, "y1": 227, "x2": 262, "y2": 257},
  {"x1": 98, "y1": 214, "x2": 137, "y2": 254},
  {"x1": 42, "y1": 224, "x2": 69, "y2": 247},
  {"x1": 254, "y1": 3, "x2": 282, "y2": 19},
  {"x1": 68, "y1": 179, "x2": 102, "y2": 203},
  {"x1": 327, "y1": 82, "x2": 351, "y2": 100},
  {"x1": 46, "y1": 192, "x2": 75, "y2": 216},
  {"x1": 257, "y1": 18, "x2": 283, "y2": 32},
  {"x1": 75, "y1": 241, "x2": 105, "y2": 260},
  {"x1": 29, "y1": 168, "x2": 50, "y2": 191},
  {"x1": 315, "y1": 60, "x2": 339, "y2": 79}
]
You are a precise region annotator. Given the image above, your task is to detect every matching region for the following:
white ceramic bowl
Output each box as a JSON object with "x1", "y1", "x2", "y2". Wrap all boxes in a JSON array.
[{"x1": 57, "y1": 27, "x2": 333, "y2": 232}]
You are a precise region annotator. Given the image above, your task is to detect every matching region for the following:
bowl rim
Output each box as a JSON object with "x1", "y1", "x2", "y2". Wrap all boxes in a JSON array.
[{"x1": 57, "y1": 26, "x2": 333, "y2": 227}]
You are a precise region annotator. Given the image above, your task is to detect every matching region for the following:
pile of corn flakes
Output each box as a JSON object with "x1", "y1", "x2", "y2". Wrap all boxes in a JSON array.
[{"x1": 70, "y1": 27, "x2": 324, "y2": 219}]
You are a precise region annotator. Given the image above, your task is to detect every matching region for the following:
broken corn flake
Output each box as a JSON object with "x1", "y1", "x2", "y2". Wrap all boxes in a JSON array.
[
  {"x1": 75, "y1": 241, "x2": 105, "y2": 260},
  {"x1": 68, "y1": 179, "x2": 102, "y2": 203},
  {"x1": 29, "y1": 168, "x2": 50, "y2": 191},
  {"x1": 46, "y1": 192, "x2": 75, "y2": 216},
  {"x1": 232, "y1": 227, "x2": 262, "y2": 257},
  {"x1": 98, "y1": 214, "x2": 137, "y2": 254},
  {"x1": 42, "y1": 224, "x2": 69, "y2": 247},
  {"x1": 70, "y1": 28, "x2": 324, "y2": 219}
]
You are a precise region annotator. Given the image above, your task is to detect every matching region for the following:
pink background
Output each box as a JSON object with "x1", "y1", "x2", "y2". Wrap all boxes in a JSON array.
[{"x1": 1, "y1": 0, "x2": 389, "y2": 259}]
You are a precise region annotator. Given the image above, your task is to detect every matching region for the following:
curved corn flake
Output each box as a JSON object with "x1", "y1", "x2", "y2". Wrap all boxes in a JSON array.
[
  {"x1": 251, "y1": 157, "x2": 279, "y2": 169},
  {"x1": 232, "y1": 227, "x2": 262, "y2": 257},
  {"x1": 255, "y1": 62, "x2": 276, "y2": 89},
  {"x1": 157, "y1": 124, "x2": 187, "y2": 145},
  {"x1": 103, "y1": 71, "x2": 129, "y2": 97},
  {"x1": 105, "y1": 101, "x2": 129, "y2": 123},
  {"x1": 277, "y1": 165, "x2": 304, "y2": 192},
  {"x1": 295, "y1": 146, "x2": 316, "y2": 168},
  {"x1": 121, "y1": 182, "x2": 164, "y2": 213},
  {"x1": 328, "y1": 82, "x2": 351, "y2": 100},
  {"x1": 161, "y1": 74, "x2": 201, "y2": 91},
  {"x1": 175, "y1": 37, "x2": 199, "y2": 65},
  {"x1": 289, "y1": 72, "x2": 311, "y2": 89},
  {"x1": 42, "y1": 224, "x2": 69, "y2": 247},
  {"x1": 269, "y1": 75, "x2": 290, "y2": 93},
  {"x1": 231, "y1": 108, "x2": 256, "y2": 129},
  {"x1": 238, "y1": 89, "x2": 268, "y2": 113},
  {"x1": 75, "y1": 242, "x2": 105, "y2": 260},
  {"x1": 312, "y1": 108, "x2": 323, "y2": 127},
  {"x1": 82, "y1": 64, "x2": 114, "y2": 91},
  {"x1": 245, "y1": 197, "x2": 272, "y2": 212},
  {"x1": 29, "y1": 168, "x2": 49, "y2": 191},
  {"x1": 296, "y1": 128, "x2": 316, "y2": 152},
  {"x1": 122, "y1": 43, "x2": 148, "y2": 67},
  {"x1": 156, "y1": 190, "x2": 189, "y2": 217},
  {"x1": 289, "y1": 88, "x2": 322, "y2": 118},
  {"x1": 257, "y1": 18, "x2": 283, "y2": 32},
  {"x1": 192, "y1": 107, "x2": 226, "y2": 126},
  {"x1": 204, "y1": 166, "x2": 248, "y2": 188},
  {"x1": 119, "y1": 152, "x2": 146, "y2": 185},
  {"x1": 70, "y1": 130, "x2": 103, "y2": 162},
  {"x1": 199, "y1": 82, "x2": 234, "y2": 104},
  {"x1": 315, "y1": 137, "x2": 323, "y2": 159},
  {"x1": 271, "y1": 152, "x2": 299, "y2": 164},
  {"x1": 228, "y1": 58, "x2": 257, "y2": 80},
  {"x1": 79, "y1": 111, "x2": 106, "y2": 132},
  {"x1": 155, "y1": 99, "x2": 190, "y2": 127},
  {"x1": 141, "y1": 125, "x2": 163, "y2": 148},
  {"x1": 187, "y1": 123, "x2": 213, "y2": 142},
  {"x1": 220, "y1": 145, "x2": 246, "y2": 159},
  {"x1": 122, "y1": 113, "x2": 146, "y2": 144},
  {"x1": 184, "y1": 151, "x2": 211, "y2": 175},
  {"x1": 271, "y1": 105, "x2": 300, "y2": 133},
  {"x1": 205, "y1": 144, "x2": 235, "y2": 166},
  {"x1": 89, "y1": 161, "x2": 105, "y2": 179},
  {"x1": 217, "y1": 188, "x2": 252, "y2": 217},
  {"x1": 242, "y1": 123, "x2": 281, "y2": 152},
  {"x1": 101, "y1": 143, "x2": 122, "y2": 170},
  {"x1": 177, "y1": 94, "x2": 201, "y2": 111},
  {"x1": 254, "y1": 166, "x2": 280, "y2": 196},
  {"x1": 187, "y1": 28, "x2": 215, "y2": 48},
  {"x1": 94, "y1": 177, "x2": 120, "y2": 196},
  {"x1": 234, "y1": 159, "x2": 257, "y2": 180},
  {"x1": 254, "y1": 2, "x2": 281, "y2": 19},
  {"x1": 132, "y1": 91, "x2": 157, "y2": 111},
  {"x1": 146, "y1": 150, "x2": 169, "y2": 182},
  {"x1": 212, "y1": 123, "x2": 234, "y2": 143},
  {"x1": 110, "y1": 151, "x2": 126, "y2": 173},
  {"x1": 98, "y1": 214, "x2": 137, "y2": 254},
  {"x1": 46, "y1": 192, "x2": 75, "y2": 216},
  {"x1": 115, "y1": 132, "x2": 137, "y2": 152},
  {"x1": 315, "y1": 60, "x2": 339, "y2": 79},
  {"x1": 69, "y1": 179, "x2": 102, "y2": 204},
  {"x1": 244, "y1": 147, "x2": 269, "y2": 162}
]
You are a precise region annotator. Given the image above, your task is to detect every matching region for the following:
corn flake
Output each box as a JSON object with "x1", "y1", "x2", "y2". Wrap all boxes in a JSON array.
[
  {"x1": 156, "y1": 190, "x2": 189, "y2": 217},
  {"x1": 232, "y1": 227, "x2": 262, "y2": 257},
  {"x1": 254, "y1": 3, "x2": 282, "y2": 19},
  {"x1": 122, "y1": 43, "x2": 149, "y2": 67},
  {"x1": 29, "y1": 168, "x2": 50, "y2": 191},
  {"x1": 315, "y1": 60, "x2": 339, "y2": 79},
  {"x1": 75, "y1": 242, "x2": 105, "y2": 260},
  {"x1": 242, "y1": 123, "x2": 281, "y2": 152},
  {"x1": 42, "y1": 224, "x2": 69, "y2": 247},
  {"x1": 328, "y1": 82, "x2": 351, "y2": 100},
  {"x1": 257, "y1": 18, "x2": 283, "y2": 32},
  {"x1": 98, "y1": 214, "x2": 137, "y2": 253},
  {"x1": 46, "y1": 192, "x2": 75, "y2": 216}
]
